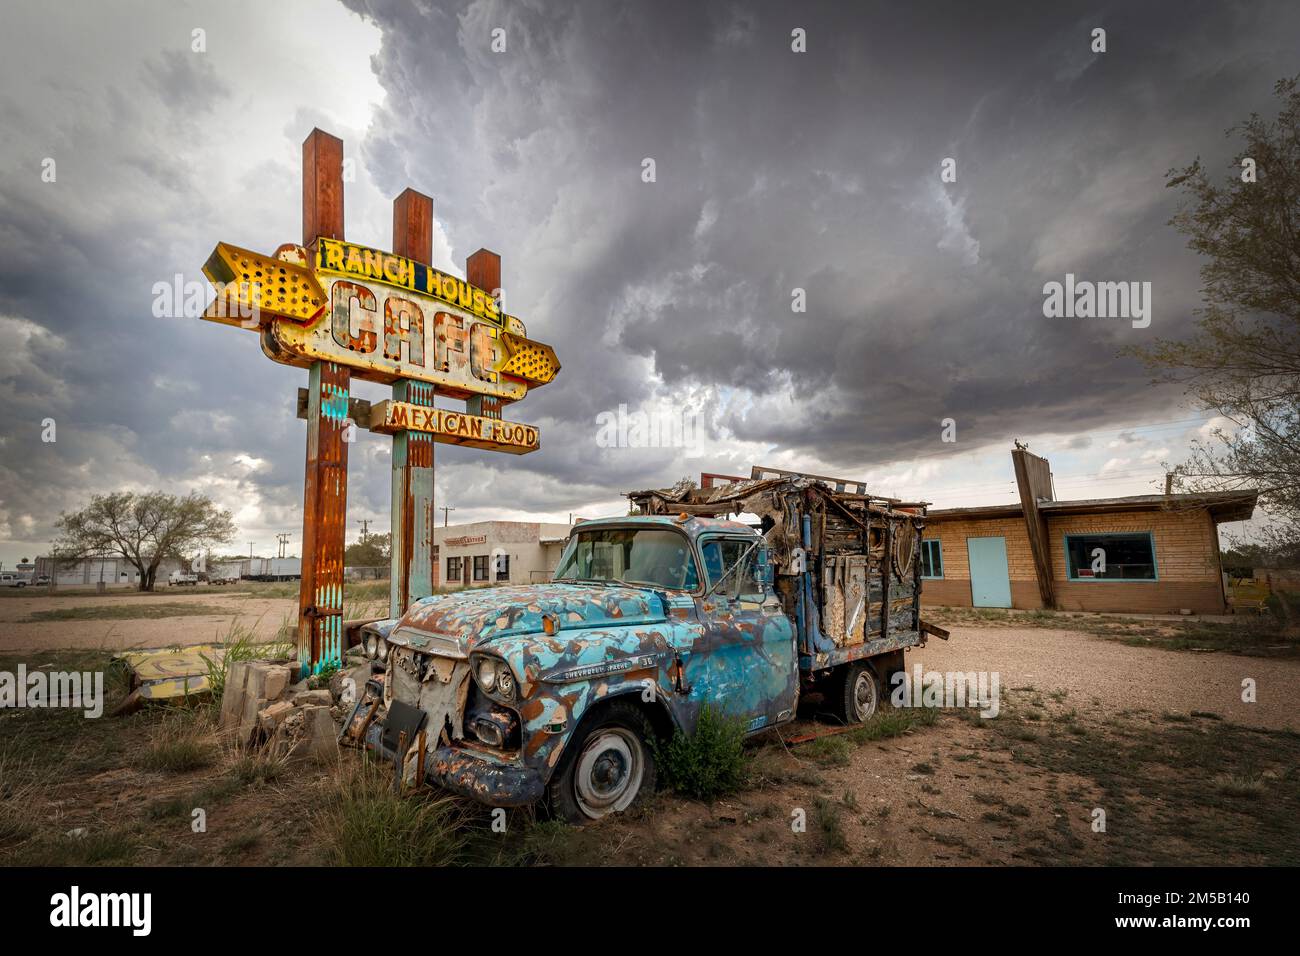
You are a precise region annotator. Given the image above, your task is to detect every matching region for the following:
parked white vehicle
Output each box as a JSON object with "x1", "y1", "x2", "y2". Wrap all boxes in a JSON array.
[
  {"x1": 168, "y1": 571, "x2": 199, "y2": 587},
  {"x1": 0, "y1": 572, "x2": 28, "y2": 588}
]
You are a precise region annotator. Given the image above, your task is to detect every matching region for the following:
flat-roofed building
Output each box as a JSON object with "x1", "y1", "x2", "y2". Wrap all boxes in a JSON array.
[
  {"x1": 433, "y1": 521, "x2": 575, "y2": 589},
  {"x1": 920, "y1": 449, "x2": 1257, "y2": 615}
]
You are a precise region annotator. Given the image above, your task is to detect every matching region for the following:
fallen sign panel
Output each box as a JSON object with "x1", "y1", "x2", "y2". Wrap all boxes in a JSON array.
[
  {"x1": 111, "y1": 644, "x2": 223, "y2": 714},
  {"x1": 369, "y1": 399, "x2": 540, "y2": 454}
]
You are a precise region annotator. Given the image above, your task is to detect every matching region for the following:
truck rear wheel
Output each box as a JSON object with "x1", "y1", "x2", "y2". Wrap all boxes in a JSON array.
[
  {"x1": 832, "y1": 662, "x2": 880, "y2": 724},
  {"x1": 548, "y1": 700, "x2": 657, "y2": 824}
]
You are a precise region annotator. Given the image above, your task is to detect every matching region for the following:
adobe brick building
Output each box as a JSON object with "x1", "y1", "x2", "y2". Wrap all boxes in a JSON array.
[{"x1": 920, "y1": 448, "x2": 1257, "y2": 615}]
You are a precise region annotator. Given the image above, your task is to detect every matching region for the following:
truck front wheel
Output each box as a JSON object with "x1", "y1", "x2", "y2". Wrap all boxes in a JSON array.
[
  {"x1": 833, "y1": 662, "x2": 880, "y2": 724},
  {"x1": 549, "y1": 700, "x2": 657, "y2": 823}
]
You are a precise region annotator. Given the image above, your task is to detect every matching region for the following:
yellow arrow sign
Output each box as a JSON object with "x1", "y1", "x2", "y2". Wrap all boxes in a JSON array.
[
  {"x1": 201, "y1": 242, "x2": 326, "y2": 328},
  {"x1": 499, "y1": 331, "x2": 561, "y2": 385}
]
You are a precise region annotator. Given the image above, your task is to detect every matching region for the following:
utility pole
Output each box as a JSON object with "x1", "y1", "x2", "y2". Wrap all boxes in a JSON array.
[
  {"x1": 277, "y1": 533, "x2": 291, "y2": 559},
  {"x1": 357, "y1": 519, "x2": 371, "y2": 541},
  {"x1": 440, "y1": 506, "x2": 456, "y2": 528}
]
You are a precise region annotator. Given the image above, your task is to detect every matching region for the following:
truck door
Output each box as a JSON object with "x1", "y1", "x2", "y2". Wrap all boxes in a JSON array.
[{"x1": 696, "y1": 535, "x2": 798, "y2": 733}]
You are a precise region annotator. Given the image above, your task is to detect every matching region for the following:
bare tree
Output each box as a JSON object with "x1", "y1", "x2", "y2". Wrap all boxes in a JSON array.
[
  {"x1": 56, "y1": 492, "x2": 236, "y2": 591},
  {"x1": 1128, "y1": 77, "x2": 1300, "y2": 559}
]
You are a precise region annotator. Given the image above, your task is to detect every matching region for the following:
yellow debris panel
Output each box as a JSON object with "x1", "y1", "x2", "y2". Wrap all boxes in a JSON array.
[{"x1": 116, "y1": 644, "x2": 224, "y2": 700}]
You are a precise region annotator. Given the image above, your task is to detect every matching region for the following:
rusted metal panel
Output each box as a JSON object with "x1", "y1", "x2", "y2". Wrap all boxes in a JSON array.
[
  {"x1": 298, "y1": 360, "x2": 350, "y2": 674},
  {"x1": 302, "y1": 128, "x2": 344, "y2": 245},
  {"x1": 465, "y1": 248, "x2": 501, "y2": 299},
  {"x1": 391, "y1": 188, "x2": 433, "y2": 265}
]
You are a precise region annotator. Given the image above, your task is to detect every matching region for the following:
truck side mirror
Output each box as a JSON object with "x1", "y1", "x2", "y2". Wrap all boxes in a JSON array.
[{"x1": 756, "y1": 547, "x2": 774, "y2": 586}]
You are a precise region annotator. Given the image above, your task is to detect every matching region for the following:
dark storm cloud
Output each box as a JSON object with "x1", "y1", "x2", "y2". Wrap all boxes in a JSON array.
[
  {"x1": 0, "y1": 0, "x2": 1297, "y2": 557},
  {"x1": 344, "y1": 0, "x2": 1299, "y2": 474}
]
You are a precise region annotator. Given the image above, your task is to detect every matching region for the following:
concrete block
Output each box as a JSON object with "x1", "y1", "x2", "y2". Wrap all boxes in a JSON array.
[
  {"x1": 257, "y1": 699, "x2": 297, "y2": 733},
  {"x1": 296, "y1": 705, "x2": 339, "y2": 762},
  {"x1": 218, "y1": 661, "x2": 251, "y2": 732}
]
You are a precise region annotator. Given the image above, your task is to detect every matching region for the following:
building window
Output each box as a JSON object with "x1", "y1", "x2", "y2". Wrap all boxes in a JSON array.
[
  {"x1": 1065, "y1": 532, "x2": 1157, "y2": 581},
  {"x1": 920, "y1": 539, "x2": 943, "y2": 579},
  {"x1": 447, "y1": 556, "x2": 461, "y2": 581},
  {"x1": 494, "y1": 553, "x2": 510, "y2": 581},
  {"x1": 473, "y1": 554, "x2": 489, "y2": 582}
]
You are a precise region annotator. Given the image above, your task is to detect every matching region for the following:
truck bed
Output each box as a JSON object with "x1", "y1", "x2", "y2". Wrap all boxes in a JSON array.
[{"x1": 627, "y1": 467, "x2": 932, "y2": 673}]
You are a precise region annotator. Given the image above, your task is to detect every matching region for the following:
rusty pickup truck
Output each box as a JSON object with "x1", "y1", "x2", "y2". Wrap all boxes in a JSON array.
[{"x1": 346, "y1": 470, "x2": 943, "y2": 822}]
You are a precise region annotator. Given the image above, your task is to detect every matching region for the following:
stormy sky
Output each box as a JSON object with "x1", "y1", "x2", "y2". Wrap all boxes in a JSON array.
[{"x1": 0, "y1": 0, "x2": 1295, "y2": 565}]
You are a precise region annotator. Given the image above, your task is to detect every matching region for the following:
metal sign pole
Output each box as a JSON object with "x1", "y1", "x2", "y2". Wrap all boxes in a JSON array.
[
  {"x1": 388, "y1": 189, "x2": 437, "y2": 619},
  {"x1": 297, "y1": 129, "x2": 349, "y2": 676}
]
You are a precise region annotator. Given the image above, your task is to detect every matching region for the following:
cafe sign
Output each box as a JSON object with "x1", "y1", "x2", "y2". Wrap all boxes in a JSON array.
[{"x1": 201, "y1": 238, "x2": 559, "y2": 434}]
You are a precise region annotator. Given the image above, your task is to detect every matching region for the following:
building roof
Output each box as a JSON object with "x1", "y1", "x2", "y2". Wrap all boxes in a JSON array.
[{"x1": 928, "y1": 490, "x2": 1258, "y2": 524}]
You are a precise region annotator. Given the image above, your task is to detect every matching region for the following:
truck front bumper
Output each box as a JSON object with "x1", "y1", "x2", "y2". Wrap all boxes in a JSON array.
[{"x1": 361, "y1": 719, "x2": 545, "y2": 808}]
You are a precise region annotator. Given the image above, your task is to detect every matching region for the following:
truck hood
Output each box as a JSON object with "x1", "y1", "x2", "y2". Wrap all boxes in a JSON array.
[{"x1": 395, "y1": 582, "x2": 668, "y2": 648}]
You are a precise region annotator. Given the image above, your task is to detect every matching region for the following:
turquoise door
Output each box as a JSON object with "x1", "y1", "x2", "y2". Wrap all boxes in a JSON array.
[{"x1": 967, "y1": 536, "x2": 1012, "y2": 608}]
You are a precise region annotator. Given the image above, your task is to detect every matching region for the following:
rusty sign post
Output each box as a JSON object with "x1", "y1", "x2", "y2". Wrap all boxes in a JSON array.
[
  {"x1": 297, "y1": 129, "x2": 349, "y2": 677},
  {"x1": 388, "y1": 188, "x2": 437, "y2": 619},
  {"x1": 199, "y1": 128, "x2": 560, "y2": 676}
]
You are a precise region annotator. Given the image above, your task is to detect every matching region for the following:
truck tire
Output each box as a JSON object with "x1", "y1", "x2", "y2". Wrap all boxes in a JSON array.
[
  {"x1": 832, "y1": 662, "x2": 880, "y2": 724},
  {"x1": 548, "y1": 699, "x2": 657, "y2": 824}
]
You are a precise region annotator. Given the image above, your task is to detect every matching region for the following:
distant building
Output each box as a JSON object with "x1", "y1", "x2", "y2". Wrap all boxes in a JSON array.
[
  {"x1": 433, "y1": 521, "x2": 574, "y2": 589},
  {"x1": 34, "y1": 554, "x2": 184, "y2": 588},
  {"x1": 920, "y1": 449, "x2": 1257, "y2": 615}
]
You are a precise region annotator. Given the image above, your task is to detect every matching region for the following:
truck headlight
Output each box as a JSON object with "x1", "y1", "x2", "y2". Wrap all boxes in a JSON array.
[
  {"x1": 375, "y1": 635, "x2": 389, "y2": 663},
  {"x1": 472, "y1": 654, "x2": 517, "y2": 701},
  {"x1": 476, "y1": 657, "x2": 497, "y2": 692}
]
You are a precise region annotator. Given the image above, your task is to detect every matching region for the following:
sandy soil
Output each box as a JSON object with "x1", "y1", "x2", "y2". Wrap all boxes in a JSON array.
[
  {"x1": 0, "y1": 591, "x2": 299, "y2": 652},
  {"x1": 558, "y1": 625, "x2": 1300, "y2": 866},
  {"x1": 911, "y1": 626, "x2": 1299, "y2": 732}
]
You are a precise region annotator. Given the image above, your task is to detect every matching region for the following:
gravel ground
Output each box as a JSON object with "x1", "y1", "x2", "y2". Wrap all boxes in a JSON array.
[{"x1": 910, "y1": 625, "x2": 1299, "y2": 731}]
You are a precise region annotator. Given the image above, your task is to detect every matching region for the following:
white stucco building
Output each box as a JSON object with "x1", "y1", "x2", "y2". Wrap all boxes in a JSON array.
[{"x1": 433, "y1": 521, "x2": 575, "y2": 589}]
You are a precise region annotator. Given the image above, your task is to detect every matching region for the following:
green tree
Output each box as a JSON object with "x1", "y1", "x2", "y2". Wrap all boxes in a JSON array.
[
  {"x1": 1129, "y1": 77, "x2": 1300, "y2": 554},
  {"x1": 345, "y1": 532, "x2": 390, "y2": 567},
  {"x1": 56, "y1": 492, "x2": 236, "y2": 591}
]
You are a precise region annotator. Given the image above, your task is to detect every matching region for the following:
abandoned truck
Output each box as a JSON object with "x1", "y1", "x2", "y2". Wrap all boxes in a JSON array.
[{"x1": 345, "y1": 469, "x2": 947, "y2": 822}]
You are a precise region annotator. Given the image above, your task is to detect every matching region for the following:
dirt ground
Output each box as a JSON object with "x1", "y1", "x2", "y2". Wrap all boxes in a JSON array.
[
  {"x1": 911, "y1": 626, "x2": 1298, "y2": 732},
  {"x1": 547, "y1": 624, "x2": 1299, "y2": 866},
  {"x1": 1, "y1": 589, "x2": 318, "y2": 652},
  {"x1": 2, "y1": 603, "x2": 1297, "y2": 867}
]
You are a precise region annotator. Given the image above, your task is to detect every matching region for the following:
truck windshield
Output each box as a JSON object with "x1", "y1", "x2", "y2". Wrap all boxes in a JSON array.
[{"x1": 554, "y1": 528, "x2": 700, "y2": 591}]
